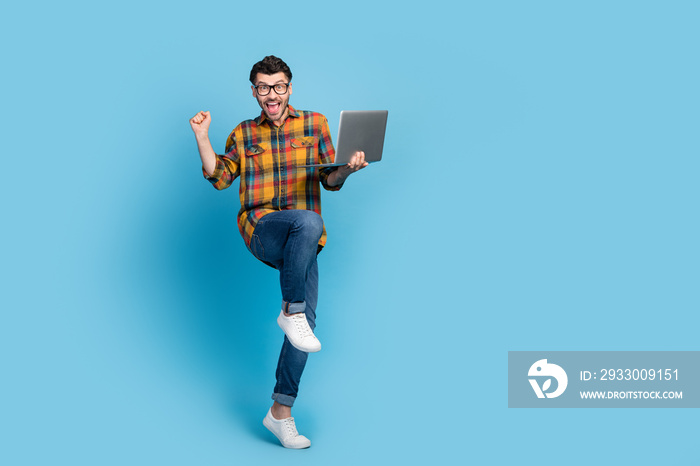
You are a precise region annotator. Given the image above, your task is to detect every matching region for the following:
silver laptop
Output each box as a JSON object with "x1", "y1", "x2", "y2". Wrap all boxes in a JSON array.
[{"x1": 300, "y1": 110, "x2": 388, "y2": 167}]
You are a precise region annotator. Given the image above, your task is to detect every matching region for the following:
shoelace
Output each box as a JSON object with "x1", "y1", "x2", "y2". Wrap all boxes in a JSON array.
[
  {"x1": 283, "y1": 417, "x2": 300, "y2": 437},
  {"x1": 291, "y1": 313, "x2": 313, "y2": 339}
]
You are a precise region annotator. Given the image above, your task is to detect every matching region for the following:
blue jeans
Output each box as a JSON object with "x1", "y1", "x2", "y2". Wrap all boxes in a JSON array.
[{"x1": 248, "y1": 209, "x2": 323, "y2": 407}]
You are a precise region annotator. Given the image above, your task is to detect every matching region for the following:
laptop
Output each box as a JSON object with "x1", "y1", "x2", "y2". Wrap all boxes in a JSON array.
[{"x1": 300, "y1": 110, "x2": 388, "y2": 167}]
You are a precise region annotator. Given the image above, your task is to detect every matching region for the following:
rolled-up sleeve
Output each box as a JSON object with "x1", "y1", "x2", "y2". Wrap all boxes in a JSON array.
[
  {"x1": 318, "y1": 116, "x2": 343, "y2": 191},
  {"x1": 203, "y1": 133, "x2": 241, "y2": 190}
]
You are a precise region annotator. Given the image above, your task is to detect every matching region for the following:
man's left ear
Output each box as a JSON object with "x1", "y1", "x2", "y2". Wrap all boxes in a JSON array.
[{"x1": 289, "y1": 83, "x2": 292, "y2": 95}]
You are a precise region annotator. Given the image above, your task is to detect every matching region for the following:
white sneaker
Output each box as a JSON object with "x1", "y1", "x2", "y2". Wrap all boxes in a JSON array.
[
  {"x1": 263, "y1": 408, "x2": 311, "y2": 449},
  {"x1": 277, "y1": 310, "x2": 321, "y2": 353}
]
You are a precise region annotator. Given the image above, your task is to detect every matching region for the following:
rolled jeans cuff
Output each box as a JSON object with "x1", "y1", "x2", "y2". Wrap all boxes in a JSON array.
[
  {"x1": 272, "y1": 392, "x2": 296, "y2": 407},
  {"x1": 283, "y1": 300, "x2": 306, "y2": 314}
]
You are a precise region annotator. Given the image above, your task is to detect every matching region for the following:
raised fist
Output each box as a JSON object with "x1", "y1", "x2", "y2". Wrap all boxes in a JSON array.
[{"x1": 190, "y1": 111, "x2": 211, "y2": 137}]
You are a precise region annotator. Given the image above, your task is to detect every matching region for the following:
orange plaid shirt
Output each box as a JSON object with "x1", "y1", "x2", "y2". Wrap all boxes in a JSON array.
[{"x1": 204, "y1": 106, "x2": 342, "y2": 249}]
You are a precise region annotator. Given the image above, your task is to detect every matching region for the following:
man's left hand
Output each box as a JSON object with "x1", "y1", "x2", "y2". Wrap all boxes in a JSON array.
[{"x1": 334, "y1": 151, "x2": 368, "y2": 183}]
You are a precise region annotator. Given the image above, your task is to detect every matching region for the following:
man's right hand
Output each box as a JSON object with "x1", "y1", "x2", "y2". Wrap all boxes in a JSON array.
[
  {"x1": 190, "y1": 111, "x2": 211, "y2": 138},
  {"x1": 190, "y1": 110, "x2": 217, "y2": 176}
]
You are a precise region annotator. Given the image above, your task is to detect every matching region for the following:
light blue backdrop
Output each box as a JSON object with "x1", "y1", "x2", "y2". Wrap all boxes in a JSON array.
[{"x1": 1, "y1": 1, "x2": 698, "y2": 464}]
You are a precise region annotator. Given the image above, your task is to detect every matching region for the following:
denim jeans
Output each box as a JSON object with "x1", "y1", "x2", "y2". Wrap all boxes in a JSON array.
[{"x1": 248, "y1": 209, "x2": 323, "y2": 407}]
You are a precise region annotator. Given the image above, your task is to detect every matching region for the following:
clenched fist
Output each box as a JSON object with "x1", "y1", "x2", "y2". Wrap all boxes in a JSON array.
[{"x1": 190, "y1": 111, "x2": 211, "y2": 138}]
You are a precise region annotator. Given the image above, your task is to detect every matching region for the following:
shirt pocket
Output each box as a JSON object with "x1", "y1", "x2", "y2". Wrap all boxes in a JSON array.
[
  {"x1": 244, "y1": 143, "x2": 271, "y2": 174},
  {"x1": 290, "y1": 137, "x2": 318, "y2": 165}
]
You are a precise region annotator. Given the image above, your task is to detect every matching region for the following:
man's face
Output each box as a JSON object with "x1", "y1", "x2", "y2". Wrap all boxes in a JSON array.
[{"x1": 252, "y1": 72, "x2": 292, "y2": 126}]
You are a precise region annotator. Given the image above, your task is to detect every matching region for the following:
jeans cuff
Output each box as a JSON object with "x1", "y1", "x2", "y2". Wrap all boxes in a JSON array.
[
  {"x1": 272, "y1": 393, "x2": 296, "y2": 407},
  {"x1": 282, "y1": 300, "x2": 306, "y2": 314}
]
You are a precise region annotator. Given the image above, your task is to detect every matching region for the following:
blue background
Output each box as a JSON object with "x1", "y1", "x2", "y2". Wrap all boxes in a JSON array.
[{"x1": 2, "y1": 1, "x2": 698, "y2": 464}]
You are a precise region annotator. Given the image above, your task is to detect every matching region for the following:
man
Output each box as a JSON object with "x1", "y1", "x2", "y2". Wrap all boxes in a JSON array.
[{"x1": 189, "y1": 55, "x2": 366, "y2": 449}]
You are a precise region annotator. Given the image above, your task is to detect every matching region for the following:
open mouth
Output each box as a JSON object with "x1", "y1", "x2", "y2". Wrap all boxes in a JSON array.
[{"x1": 266, "y1": 101, "x2": 281, "y2": 114}]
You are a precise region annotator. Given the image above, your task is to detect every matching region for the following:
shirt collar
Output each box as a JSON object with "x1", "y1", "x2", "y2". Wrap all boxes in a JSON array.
[{"x1": 257, "y1": 105, "x2": 300, "y2": 126}]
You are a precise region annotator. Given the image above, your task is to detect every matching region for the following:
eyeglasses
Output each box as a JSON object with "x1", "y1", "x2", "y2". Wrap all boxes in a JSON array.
[{"x1": 254, "y1": 83, "x2": 290, "y2": 96}]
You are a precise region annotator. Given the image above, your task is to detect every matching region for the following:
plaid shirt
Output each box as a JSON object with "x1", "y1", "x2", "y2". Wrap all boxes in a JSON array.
[{"x1": 204, "y1": 106, "x2": 342, "y2": 249}]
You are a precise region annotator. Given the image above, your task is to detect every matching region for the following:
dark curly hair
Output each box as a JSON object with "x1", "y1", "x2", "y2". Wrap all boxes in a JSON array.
[{"x1": 249, "y1": 55, "x2": 293, "y2": 84}]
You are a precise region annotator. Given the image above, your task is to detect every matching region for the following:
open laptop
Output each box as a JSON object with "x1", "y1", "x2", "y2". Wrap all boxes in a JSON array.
[{"x1": 300, "y1": 110, "x2": 388, "y2": 167}]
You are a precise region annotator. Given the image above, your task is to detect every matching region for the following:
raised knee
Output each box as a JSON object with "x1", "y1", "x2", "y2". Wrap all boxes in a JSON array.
[{"x1": 293, "y1": 211, "x2": 324, "y2": 241}]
